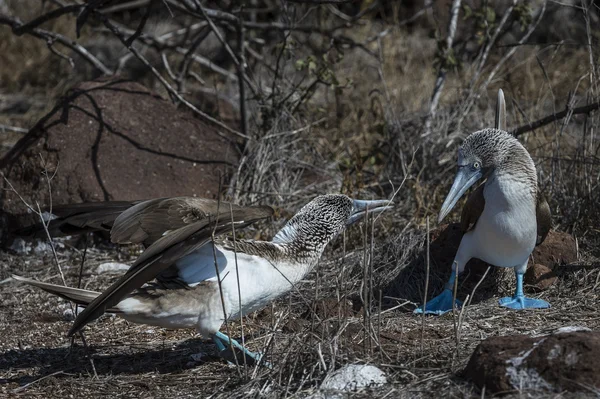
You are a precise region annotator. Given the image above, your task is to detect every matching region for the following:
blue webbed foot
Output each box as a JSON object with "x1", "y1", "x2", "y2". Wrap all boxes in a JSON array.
[
  {"x1": 414, "y1": 289, "x2": 463, "y2": 315},
  {"x1": 213, "y1": 331, "x2": 271, "y2": 368},
  {"x1": 499, "y1": 295, "x2": 550, "y2": 309}
]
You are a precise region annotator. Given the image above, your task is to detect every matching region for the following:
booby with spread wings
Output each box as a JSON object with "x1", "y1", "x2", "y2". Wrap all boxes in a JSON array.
[{"x1": 14, "y1": 194, "x2": 392, "y2": 363}]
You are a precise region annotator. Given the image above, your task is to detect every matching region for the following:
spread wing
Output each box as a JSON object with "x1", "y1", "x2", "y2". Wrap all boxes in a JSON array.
[
  {"x1": 67, "y1": 203, "x2": 274, "y2": 336},
  {"x1": 14, "y1": 201, "x2": 139, "y2": 238},
  {"x1": 110, "y1": 197, "x2": 271, "y2": 247},
  {"x1": 460, "y1": 184, "x2": 552, "y2": 246}
]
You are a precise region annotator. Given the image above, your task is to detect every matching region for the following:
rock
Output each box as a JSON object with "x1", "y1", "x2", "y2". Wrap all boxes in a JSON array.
[
  {"x1": 321, "y1": 364, "x2": 386, "y2": 391},
  {"x1": 464, "y1": 329, "x2": 600, "y2": 394},
  {"x1": 0, "y1": 78, "x2": 238, "y2": 242},
  {"x1": 96, "y1": 262, "x2": 130, "y2": 274},
  {"x1": 524, "y1": 263, "x2": 557, "y2": 291},
  {"x1": 532, "y1": 230, "x2": 578, "y2": 267}
]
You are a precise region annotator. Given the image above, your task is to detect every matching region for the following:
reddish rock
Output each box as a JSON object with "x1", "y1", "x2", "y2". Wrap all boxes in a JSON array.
[
  {"x1": 532, "y1": 230, "x2": 578, "y2": 267},
  {"x1": 524, "y1": 263, "x2": 557, "y2": 291},
  {"x1": 0, "y1": 78, "x2": 238, "y2": 241},
  {"x1": 464, "y1": 328, "x2": 600, "y2": 394}
]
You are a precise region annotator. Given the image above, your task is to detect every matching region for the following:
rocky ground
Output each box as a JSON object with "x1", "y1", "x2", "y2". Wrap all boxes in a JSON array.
[
  {"x1": 1, "y1": 1, "x2": 599, "y2": 397},
  {"x1": 0, "y1": 226, "x2": 598, "y2": 398}
]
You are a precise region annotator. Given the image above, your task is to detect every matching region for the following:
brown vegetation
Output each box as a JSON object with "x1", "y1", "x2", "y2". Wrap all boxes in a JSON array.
[{"x1": 1, "y1": 0, "x2": 599, "y2": 397}]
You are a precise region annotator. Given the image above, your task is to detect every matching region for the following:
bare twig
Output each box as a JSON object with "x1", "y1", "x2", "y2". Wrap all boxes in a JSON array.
[
  {"x1": 0, "y1": 13, "x2": 112, "y2": 75},
  {"x1": 420, "y1": 216, "x2": 430, "y2": 354},
  {"x1": 511, "y1": 100, "x2": 600, "y2": 137},
  {"x1": 423, "y1": 0, "x2": 462, "y2": 136}
]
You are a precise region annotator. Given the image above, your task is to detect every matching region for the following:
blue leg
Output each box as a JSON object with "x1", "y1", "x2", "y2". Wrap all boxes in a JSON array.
[
  {"x1": 499, "y1": 269, "x2": 551, "y2": 309},
  {"x1": 414, "y1": 273, "x2": 463, "y2": 315},
  {"x1": 213, "y1": 331, "x2": 270, "y2": 367},
  {"x1": 212, "y1": 334, "x2": 227, "y2": 352}
]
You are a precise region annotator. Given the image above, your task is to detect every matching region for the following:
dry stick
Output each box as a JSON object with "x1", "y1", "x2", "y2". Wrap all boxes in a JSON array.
[
  {"x1": 229, "y1": 203, "x2": 248, "y2": 376},
  {"x1": 369, "y1": 213, "x2": 376, "y2": 356},
  {"x1": 451, "y1": 293, "x2": 469, "y2": 372},
  {"x1": 0, "y1": 14, "x2": 112, "y2": 75},
  {"x1": 452, "y1": 266, "x2": 491, "y2": 368},
  {"x1": 124, "y1": 0, "x2": 156, "y2": 47},
  {"x1": 456, "y1": 1, "x2": 515, "y2": 129},
  {"x1": 461, "y1": 0, "x2": 547, "y2": 119},
  {"x1": 209, "y1": 194, "x2": 242, "y2": 376},
  {"x1": 511, "y1": 100, "x2": 600, "y2": 137},
  {"x1": 197, "y1": 3, "x2": 258, "y2": 96},
  {"x1": 451, "y1": 261, "x2": 459, "y2": 348},
  {"x1": 362, "y1": 209, "x2": 370, "y2": 355},
  {"x1": 0, "y1": 124, "x2": 28, "y2": 133},
  {"x1": 378, "y1": 289, "x2": 383, "y2": 362},
  {"x1": 98, "y1": 14, "x2": 249, "y2": 140},
  {"x1": 422, "y1": 0, "x2": 462, "y2": 137},
  {"x1": 419, "y1": 216, "x2": 430, "y2": 355}
]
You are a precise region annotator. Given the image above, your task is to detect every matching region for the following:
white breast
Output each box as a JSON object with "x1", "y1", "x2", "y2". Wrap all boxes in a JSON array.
[
  {"x1": 175, "y1": 244, "x2": 313, "y2": 320},
  {"x1": 471, "y1": 173, "x2": 537, "y2": 267}
]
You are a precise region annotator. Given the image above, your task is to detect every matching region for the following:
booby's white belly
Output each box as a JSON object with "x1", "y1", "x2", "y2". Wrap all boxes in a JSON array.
[
  {"x1": 471, "y1": 176, "x2": 537, "y2": 268},
  {"x1": 176, "y1": 244, "x2": 311, "y2": 335},
  {"x1": 209, "y1": 247, "x2": 310, "y2": 320},
  {"x1": 118, "y1": 245, "x2": 312, "y2": 337}
]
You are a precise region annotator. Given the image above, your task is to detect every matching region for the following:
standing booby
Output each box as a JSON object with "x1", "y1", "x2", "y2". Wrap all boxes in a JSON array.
[
  {"x1": 13, "y1": 194, "x2": 392, "y2": 363},
  {"x1": 415, "y1": 90, "x2": 552, "y2": 314}
]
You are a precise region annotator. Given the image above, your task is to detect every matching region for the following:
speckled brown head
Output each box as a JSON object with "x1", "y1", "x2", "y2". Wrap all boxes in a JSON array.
[
  {"x1": 272, "y1": 194, "x2": 392, "y2": 254},
  {"x1": 439, "y1": 128, "x2": 536, "y2": 223}
]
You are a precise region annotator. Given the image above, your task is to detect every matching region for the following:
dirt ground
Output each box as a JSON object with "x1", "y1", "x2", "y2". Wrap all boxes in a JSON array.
[{"x1": 1, "y1": 237, "x2": 599, "y2": 398}]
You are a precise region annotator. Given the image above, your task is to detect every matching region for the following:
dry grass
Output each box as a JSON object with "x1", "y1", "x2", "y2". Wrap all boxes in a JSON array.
[
  {"x1": 1, "y1": 1, "x2": 600, "y2": 397},
  {"x1": 1, "y1": 237, "x2": 600, "y2": 398}
]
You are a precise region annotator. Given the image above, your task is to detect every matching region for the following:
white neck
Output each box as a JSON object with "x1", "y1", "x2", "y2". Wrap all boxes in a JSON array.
[{"x1": 272, "y1": 224, "x2": 296, "y2": 244}]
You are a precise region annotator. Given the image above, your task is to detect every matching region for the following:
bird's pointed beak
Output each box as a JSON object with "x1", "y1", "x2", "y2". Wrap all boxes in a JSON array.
[
  {"x1": 347, "y1": 199, "x2": 393, "y2": 225},
  {"x1": 438, "y1": 167, "x2": 483, "y2": 223}
]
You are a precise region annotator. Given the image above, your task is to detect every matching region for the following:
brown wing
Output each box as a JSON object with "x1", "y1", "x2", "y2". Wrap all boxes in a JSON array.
[
  {"x1": 460, "y1": 183, "x2": 485, "y2": 232},
  {"x1": 67, "y1": 204, "x2": 274, "y2": 336},
  {"x1": 536, "y1": 192, "x2": 551, "y2": 246},
  {"x1": 14, "y1": 201, "x2": 140, "y2": 238},
  {"x1": 110, "y1": 197, "x2": 267, "y2": 247}
]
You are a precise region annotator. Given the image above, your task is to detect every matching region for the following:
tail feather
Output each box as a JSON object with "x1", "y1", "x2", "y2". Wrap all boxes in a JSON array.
[
  {"x1": 12, "y1": 275, "x2": 120, "y2": 313},
  {"x1": 13, "y1": 201, "x2": 139, "y2": 239}
]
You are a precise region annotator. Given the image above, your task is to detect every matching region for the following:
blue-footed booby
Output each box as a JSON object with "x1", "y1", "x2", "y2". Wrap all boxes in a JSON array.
[
  {"x1": 415, "y1": 89, "x2": 552, "y2": 314},
  {"x1": 13, "y1": 194, "x2": 392, "y2": 364}
]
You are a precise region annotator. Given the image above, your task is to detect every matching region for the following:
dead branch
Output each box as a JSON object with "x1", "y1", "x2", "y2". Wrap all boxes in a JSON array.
[
  {"x1": 511, "y1": 100, "x2": 600, "y2": 137},
  {"x1": 97, "y1": 12, "x2": 250, "y2": 140},
  {"x1": 423, "y1": 0, "x2": 462, "y2": 137},
  {"x1": 0, "y1": 13, "x2": 113, "y2": 75}
]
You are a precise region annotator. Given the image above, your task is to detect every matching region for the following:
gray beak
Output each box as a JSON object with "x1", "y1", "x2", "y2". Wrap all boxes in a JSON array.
[
  {"x1": 438, "y1": 167, "x2": 483, "y2": 223},
  {"x1": 347, "y1": 199, "x2": 393, "y2": 225}
]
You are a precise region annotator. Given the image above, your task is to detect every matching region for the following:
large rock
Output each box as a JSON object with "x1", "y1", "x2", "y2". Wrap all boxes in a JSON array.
[
  {"x1": 0, "y1": 78, "x2": 239, "y2": 241},
  {"x1": 464, "y1": 328, "x2": 600, "y2": 394}
]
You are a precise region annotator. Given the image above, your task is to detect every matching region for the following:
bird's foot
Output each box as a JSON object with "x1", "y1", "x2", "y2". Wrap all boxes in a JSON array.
[
  {"x1": 414, "y1": 289, "x2": 463, "y2": 315},
  {"x1": 498, "y1": 295, "x2": 550, "y2": 309},
  {"x1": 213, "y1": 332, "x2": 271, "y2": 368}
]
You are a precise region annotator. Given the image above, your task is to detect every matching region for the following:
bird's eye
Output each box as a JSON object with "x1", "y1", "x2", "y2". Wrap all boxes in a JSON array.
[{"x1": 473, "y1": 161, "x2": 480, "y2": 169}]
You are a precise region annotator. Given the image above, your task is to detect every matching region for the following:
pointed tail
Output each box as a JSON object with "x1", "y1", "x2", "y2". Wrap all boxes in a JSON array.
[{"x1": 12, "y1": 275, "x2": 120, "y2": 313}]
